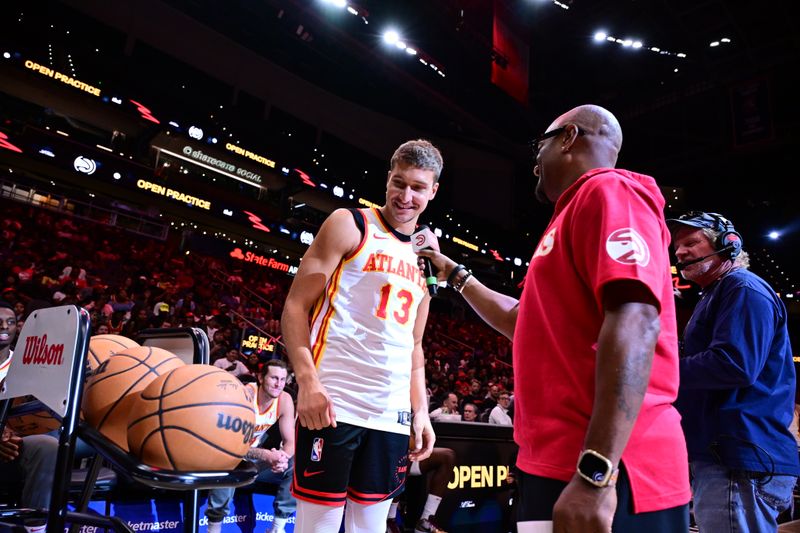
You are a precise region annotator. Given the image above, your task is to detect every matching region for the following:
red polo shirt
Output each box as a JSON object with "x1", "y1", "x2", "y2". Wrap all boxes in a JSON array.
[{"x1": 513, "y1": 168, "x2": 690, "y2": 513}]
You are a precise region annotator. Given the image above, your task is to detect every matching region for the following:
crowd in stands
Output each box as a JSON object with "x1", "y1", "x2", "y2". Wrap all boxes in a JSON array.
[{"x1": 1, "y1": 202, "x2": 514, "y2": 422}]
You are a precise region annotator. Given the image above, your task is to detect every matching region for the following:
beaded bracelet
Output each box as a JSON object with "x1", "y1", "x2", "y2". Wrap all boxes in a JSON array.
[
  {"x1": 446, "y1": 264, "x2": 466, "y2": 288},
  {"x1": 453, "y1": 271, "x2": 473, "y2": 294}
]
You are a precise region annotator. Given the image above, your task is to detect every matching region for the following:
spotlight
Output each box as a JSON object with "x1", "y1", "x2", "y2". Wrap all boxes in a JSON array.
[
  {"x1": 405, "y1": 47, "x2": 417, "y2": 55},
  {"x1": 383, "y1": 30, "x2": 400, "y2": 45},
  {"x1": 593, "y1": 31, "x2": 607, "y2": 42},
  {"x1": 395, "y1": 41, "x2": 407, "y2": 51},
  {"x1": 769, "y1": 231, "x2": 780, "y2": 240},
  {"x1": 632, "y1": 41, "x2": 643, "y2": 49}
]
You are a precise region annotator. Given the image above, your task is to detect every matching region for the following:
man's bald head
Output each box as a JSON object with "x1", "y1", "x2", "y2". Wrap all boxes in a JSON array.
[
  {"x1": 534, "y1": 104, "x2": 625, "y2": 203},
  {"x1": 554, "y1": 104, "x2": 623, "y2": 164}
]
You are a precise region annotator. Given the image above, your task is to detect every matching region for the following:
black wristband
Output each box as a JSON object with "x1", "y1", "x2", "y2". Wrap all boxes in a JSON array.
[{"x1": 447, "y1": 264, "x2": 466, "y2": 287}]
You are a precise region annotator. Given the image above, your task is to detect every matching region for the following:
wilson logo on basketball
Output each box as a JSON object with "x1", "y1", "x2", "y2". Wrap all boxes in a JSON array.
[
  {"x1": 21, "y1": 334, "x2": 65, "y2": 365},
  {"x1": 216, "y1": 413, "x2": 255, "y2": 444}
]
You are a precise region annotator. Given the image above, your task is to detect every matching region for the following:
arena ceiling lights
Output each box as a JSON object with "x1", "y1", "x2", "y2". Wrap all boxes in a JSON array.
[
  {"x1": 592, "y1": 30, "x2": 687, "y2": 59},
  {"x1": 380, "y1": 29, "x2": 446, "y2": 77},
  {"x1": 315, "y1": 0, "x2": 446, "y2": 78}
]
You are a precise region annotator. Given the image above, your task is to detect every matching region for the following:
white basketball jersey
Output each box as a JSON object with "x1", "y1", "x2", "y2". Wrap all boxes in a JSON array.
[
  {"x1": 245, "y1": 381, "x2": 281, "y2": 448},
  {"x1": 310, "y1": 208, "x2": 427, "y2": 434},
  {"x1": 0, "y1": 352, "x2": 12, "y2": 385}
]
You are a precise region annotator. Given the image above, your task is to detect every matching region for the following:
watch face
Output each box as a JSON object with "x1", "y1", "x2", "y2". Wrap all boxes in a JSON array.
[{"x1": 579, "y1": 452, "x2": 611, "y2": 483}]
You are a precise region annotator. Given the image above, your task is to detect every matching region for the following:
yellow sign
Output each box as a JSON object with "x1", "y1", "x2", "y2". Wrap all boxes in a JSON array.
[
  {"x1": 136, "y1": 179, "x2": 211, "y2": 210},
  {"x1": 24, "y1": 60, "x2": 101, "y2": 97},
  {"x1": 225, "y1": 143, "x2": 276, "y2": 168},
  {"x1": 447, "y1": 465, "x2": 509, "y2": 489},
  {"x1": 241, "y1": 335, "x2": 275, "y2": 352},
  {"x1": 452, "y1": 236, "x2": 479, "y2": 251},
  {"x1": 358, "y1": 198, "x2": 380, "y2": 209}
]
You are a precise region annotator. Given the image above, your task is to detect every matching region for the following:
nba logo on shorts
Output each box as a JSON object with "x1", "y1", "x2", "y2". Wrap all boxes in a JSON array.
[{"x1": 311, "y1": 438, "x2": 324, "y2": 462}]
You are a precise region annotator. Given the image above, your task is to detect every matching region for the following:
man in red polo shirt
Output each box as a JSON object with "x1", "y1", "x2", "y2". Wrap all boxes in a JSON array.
[{"x1": 418, "y1": 104, "x2": 690, "y2": 532}]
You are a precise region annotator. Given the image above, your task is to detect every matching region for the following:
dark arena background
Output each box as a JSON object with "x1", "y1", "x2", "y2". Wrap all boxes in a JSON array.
[{"x1": 1, "y1": 1, "x2": 799, "y2": 532}]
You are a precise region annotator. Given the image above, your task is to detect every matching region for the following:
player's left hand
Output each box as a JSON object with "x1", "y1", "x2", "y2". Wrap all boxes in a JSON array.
[
  {"x1": 408, "y1": 411, "x2": 435, "y2": 462},
  {"x1": 552, "y1": 474, "x2": 616, "y2": 533}
]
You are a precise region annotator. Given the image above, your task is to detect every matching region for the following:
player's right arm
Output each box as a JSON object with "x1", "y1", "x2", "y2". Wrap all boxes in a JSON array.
[
  {"x1": 281, "y1": 208, "x2": 361, "y2": 431},
  {"x1": 417, "y1": 249, "x2": 519, "y2": 340}
]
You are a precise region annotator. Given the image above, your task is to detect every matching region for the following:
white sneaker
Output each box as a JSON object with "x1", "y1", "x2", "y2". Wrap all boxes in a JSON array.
[{"x1": 268, "y1": 518, "x2": 287, "y2": 533}]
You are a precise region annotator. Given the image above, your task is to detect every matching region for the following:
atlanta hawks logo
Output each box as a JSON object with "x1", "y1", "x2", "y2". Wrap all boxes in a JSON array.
[
  {"x1": 605, "y1": 228, "x2": 650, "y2": 267},
  {"x1": 533, "y1": 228, "x2": 557, "y2": 258}
]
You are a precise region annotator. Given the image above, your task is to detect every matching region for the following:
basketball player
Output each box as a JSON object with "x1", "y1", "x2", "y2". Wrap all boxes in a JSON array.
[
  {"x1": 282, "y1": 140, "x2": 440, "y2": 532},
  {"x1": 205, "y1": 359, "x2": 296, "y2": 533},
  {"x1": 0, "y1": 301, "x2": 59, "y2": 533}
]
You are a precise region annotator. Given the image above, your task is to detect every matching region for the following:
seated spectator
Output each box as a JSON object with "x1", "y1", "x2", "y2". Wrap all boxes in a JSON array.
[
  {"x1": 110, "y1": 289, "x2": 135, "y2": 313},
  {"x1": 245, "y1": 352, "x2": 263, "y2": 376},
  {"x1": 213, "y1": 348, "x2": 249, "y2": 378},
  {"x1": 488, "y1": 392, "x2": 513, "y2": 425},
  {"x1": 429, "y1": 392, "x2": 459, "y2": 421},
  {"x1": 462, "y1": 402, "x2": 480, "y2": 422},
  {"x1": 461, "y1": 378, "x2": 486, "y2": 412},
  {"x1": 483, "y1": 383, "x2": 500, "y2": 413},
  {"x1": 209, "y1": 331, "x2": 230, "y2": 363}
]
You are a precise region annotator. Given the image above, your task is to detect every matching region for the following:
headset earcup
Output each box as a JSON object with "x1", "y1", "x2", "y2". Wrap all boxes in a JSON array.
[{"x1": 718, "y1": 231, "x2": 743, "y2": 259}]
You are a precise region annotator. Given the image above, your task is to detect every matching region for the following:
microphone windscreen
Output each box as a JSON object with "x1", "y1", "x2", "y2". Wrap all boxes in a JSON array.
[{"x1": 411, "y1": 225, "x2": 439, "y2": 252}]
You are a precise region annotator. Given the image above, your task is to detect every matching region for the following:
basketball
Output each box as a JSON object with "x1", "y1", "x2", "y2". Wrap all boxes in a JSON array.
[
  {"x1": 6, "y1": 398, "x2": 60, "y2": 435},
  {"x1": 127, "y1": 365, "x2": 255, "y2": 471},
  {"x1": 87, "y1": 334, "x2": 139, "y2": 371},
  {"x1": 83, "y1": 346, "x2": 184, "y2": 450}
]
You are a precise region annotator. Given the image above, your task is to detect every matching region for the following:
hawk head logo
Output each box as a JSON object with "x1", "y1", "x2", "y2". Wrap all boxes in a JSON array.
[
  {"x1": 605, "y1": 228, "x2": 650, "y2": 267},
  {"x1": 533, "y1": 228, "x2": 557, "y2": 258}
]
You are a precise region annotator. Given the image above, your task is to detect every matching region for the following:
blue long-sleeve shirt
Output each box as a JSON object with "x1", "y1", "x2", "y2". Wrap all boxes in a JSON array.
[{"x1": 676, "y1": 268, "x2": 799, "y2": 475}]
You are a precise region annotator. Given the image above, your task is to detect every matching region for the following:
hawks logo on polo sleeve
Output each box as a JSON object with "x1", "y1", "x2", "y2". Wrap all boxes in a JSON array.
[
  {"x1": 533, "y1": 228, "x2": 557, "y2": 258},
  {"x1": 605, "y1": 228, "x2": 650, "y2": 267}
]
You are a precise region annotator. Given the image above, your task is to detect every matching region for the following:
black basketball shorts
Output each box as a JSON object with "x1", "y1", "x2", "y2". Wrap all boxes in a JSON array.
[{"x1": 291, "y1": 422, "x2": 409, "y2": 507}]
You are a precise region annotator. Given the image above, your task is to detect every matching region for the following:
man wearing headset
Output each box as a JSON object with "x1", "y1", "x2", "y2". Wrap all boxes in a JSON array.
[{"x1": 669, "y1": 212, "x2": 799, "y2": 532}]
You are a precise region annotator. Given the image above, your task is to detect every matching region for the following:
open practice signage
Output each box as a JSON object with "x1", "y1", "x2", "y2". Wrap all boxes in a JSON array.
[
  {"x1": 136, "y1": 179, "x2": 211, "y2": 210},
  {"x1": 24, "y1": 59, "x2": 102, "y2": 97}
]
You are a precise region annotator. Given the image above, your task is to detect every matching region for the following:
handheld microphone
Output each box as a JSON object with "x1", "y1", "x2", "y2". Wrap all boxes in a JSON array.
[
  {"x1": 675, "y1": 245, "x2": 733, "y2": 271},
  {"x1": 411, "y1": 225, "x2": 439, "y2": 296}
]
